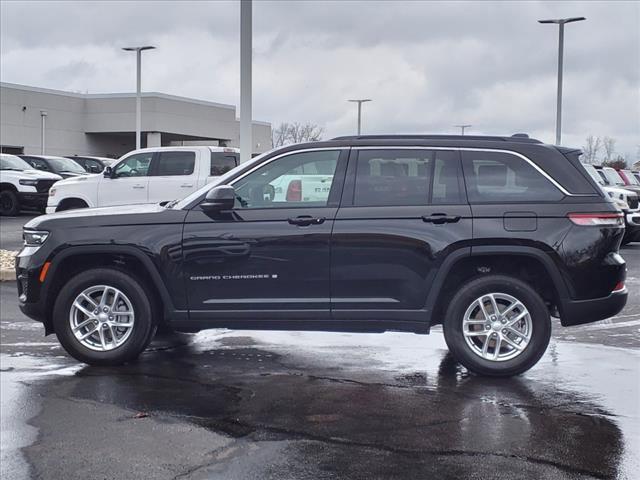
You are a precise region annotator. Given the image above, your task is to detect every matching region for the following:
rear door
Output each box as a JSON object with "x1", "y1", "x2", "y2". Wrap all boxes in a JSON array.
[
  {"x1": 148, "y1": 150, "x2": 199, "y2": 203},
  {"x1": 331, "y1": 148, "x2": 472, "y2": 322}
]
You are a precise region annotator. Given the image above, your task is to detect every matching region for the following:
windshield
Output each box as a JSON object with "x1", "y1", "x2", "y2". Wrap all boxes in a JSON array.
[
  {"x1": 46, "y1": 156, "x2": 86, "y2": 174},
  {"x1": 582, "y1": 164, "x2": 605, "y2": 185},
  {"x1": 603, "y1": 168, "x2": 625, "y2": 186},
  {"x1": 623, "y1": 170, "x2": 640, "y2": 185},
  {"x1": 0, "y1": 154, "x2": 33, "y2": 171},
  {"x1": 172, "y1": 148, "x2": 276, "y2": 209}
]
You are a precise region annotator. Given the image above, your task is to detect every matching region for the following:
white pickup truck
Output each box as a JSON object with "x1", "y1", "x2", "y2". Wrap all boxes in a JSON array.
[
  {"x1": 47, "y1": 146, "x2": 240, "y2": 212},
  {"x1": 0, "y1": 154, "x2": 62, "y2": 215}
]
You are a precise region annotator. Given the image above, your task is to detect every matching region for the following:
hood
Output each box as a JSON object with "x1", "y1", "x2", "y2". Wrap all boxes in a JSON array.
[
  {"x1": 54, "y1": 173, "x2": 100, "y2": 187},
  {"x1": 25, "y1": 202, "x2": 187, "y2": 230},
  {"x1": 0, "y1": 169, "x2": 62, "y2": 181},
  {"x1": 602, "y1": 186, "x2": 638, "y2": 197},
  {"x1": 58, "y1": 171, "x2": 89, "y2": 179}
]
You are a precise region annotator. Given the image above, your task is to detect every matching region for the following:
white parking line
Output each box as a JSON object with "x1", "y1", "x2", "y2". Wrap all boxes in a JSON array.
[{"x1": 580, "y1": 319, "x2": 640, "y2": 331}]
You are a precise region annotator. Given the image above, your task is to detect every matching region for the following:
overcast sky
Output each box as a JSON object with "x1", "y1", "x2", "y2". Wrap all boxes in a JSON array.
[{"x1": 1, "y1": 0, "x2": 638, "y2": 157}]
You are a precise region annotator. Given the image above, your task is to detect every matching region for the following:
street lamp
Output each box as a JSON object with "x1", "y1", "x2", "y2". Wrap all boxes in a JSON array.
[
  {"x1": 122, "y1": 45, "x2": 156, "y2": 150},
  {"x1": 40, "y1": 110, "x2": 47, "y2": 154},
  {"x1": 454, "y1": 124, "x2": 472, "y2": 135},
  {"x1": 348, "y1": 99, "x2": 372, "y2": 135},
  {"x1": 538, "y1": 17, "x2": 586, "y2": 145}
]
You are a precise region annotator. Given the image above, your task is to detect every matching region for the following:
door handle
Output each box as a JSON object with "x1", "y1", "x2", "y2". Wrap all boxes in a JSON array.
[
  {"x1": 288, "y1": 215, "x2": 326, "y2": 226},
  {"x1": 422, "y1": 213, "x2": 461, "y2": 224},
  {"x1": 180, "y1": 184, "x2": 193, "y2": 188},
  {"x1": 132, "y1": 184, "x2": 145, "y2": 189}
]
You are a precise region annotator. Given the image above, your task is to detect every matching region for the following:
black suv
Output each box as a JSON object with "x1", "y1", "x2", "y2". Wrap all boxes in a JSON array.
[{"x1": 16, "y1": 135, "x2": 628, "y2": 376}]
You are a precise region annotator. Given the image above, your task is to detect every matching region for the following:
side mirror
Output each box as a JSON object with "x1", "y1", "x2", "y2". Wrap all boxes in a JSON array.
[
  {"x1": 103, "y1": 166, "x2": 113, "y2": 178},
  {"x1": 201, "y1": 185, "x2": 235, "y2": 212}
]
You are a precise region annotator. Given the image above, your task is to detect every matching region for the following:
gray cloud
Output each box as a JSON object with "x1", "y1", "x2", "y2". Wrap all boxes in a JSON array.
[{"x1": 1, "y1": 0, "x2": 638, "y2": 157}]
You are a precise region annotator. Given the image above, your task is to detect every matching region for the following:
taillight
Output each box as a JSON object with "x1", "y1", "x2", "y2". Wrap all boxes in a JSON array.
[
  {"x1": 286, "y1": 180, "x2": 302, "y2": 202},
  {"x1": 568, "y1": 212, "x2": 623, "y2": 226},
  {"x1": 612, "y1": 281, "x2": 625, "y2": 292}
]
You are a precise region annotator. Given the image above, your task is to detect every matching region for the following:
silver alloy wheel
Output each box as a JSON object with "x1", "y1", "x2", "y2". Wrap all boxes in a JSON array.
[
  {"x1": 462, "y1": 292, "x2": 532, "y2": 362},
  {"x1": 69, "y1": 285, "x2": 135, "y2": 352}
]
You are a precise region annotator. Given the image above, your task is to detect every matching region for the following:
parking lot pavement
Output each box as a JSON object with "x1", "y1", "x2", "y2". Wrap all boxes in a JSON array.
[
  {"x1": 0, "y1": 214, "x2": 37, "y2": 251},
  {"x1": 1, "y1": 244, "x2": 638, "y2": 480}
]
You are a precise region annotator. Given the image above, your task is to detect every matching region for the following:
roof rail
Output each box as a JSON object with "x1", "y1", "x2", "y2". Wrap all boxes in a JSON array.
[{"x1": 330, "y1": 134, "x2": 542, "y2": 143}]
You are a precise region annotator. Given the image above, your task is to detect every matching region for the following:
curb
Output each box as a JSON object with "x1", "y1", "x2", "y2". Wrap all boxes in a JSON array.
[{"x1": 0, "y1": 269, "x2": 15, "y2": 281}]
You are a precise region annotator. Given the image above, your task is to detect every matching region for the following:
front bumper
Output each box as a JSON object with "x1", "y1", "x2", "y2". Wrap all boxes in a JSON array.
[
  {"x1": 17, "y1": 192, "x2": 48, "y2": 209},
  {"x1": 559, "y1": 288, "x2": 628, "y2": 326},
  {"x1": 625, "y1": 212, "x2": 640, "y2": 242}
]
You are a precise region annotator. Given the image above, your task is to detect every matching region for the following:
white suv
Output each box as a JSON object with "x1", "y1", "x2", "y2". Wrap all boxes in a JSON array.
[{"x1": 47, "y1": 146, "x2": 239, "y2": 212}]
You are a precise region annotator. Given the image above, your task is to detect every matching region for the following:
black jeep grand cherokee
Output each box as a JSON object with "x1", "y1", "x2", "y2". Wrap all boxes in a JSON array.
[{"x1": 16, "y1": 135, "x2": 628, "y2": 376}]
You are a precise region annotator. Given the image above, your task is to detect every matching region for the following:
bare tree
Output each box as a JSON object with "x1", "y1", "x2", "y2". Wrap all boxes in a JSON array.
[
  {"x1": 582, "y1": 135, "x2": 602, "y2": 164},
  {"x1": 271, "y1": 122, "x2": 324, "y2": 147},
  {"x1": 602, "y1": 155, "x2": 627, "y2": 170},
  {"x1": 602, "y1": 136, "x2": 616, "y2": 163}
]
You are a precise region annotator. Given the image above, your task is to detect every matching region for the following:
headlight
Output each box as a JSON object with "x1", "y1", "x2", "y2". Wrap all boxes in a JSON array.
[
  {"x1": 613, "y1": 197, "x2": 630, "y2": 210},
  {"x1": 23, "y1": 229, "x2": 49, "y2": 247},
  {"x1": 19, "y1": 179, "x2": 38, "y2": 186},
  {"x1": 49, "y1": 188, "x2": 56, "y2": 197}
]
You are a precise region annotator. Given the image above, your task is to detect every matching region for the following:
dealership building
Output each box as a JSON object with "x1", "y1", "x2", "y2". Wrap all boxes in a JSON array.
[{"x1": 0, "y1": 82, "x2": 272, "y2": 158}]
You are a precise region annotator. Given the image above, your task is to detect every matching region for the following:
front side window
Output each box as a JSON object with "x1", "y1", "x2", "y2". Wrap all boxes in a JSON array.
[
  {"x1": 211, "y1": 152, "x2": 238, "y2": 176},
  {"x1": 353, "y1": 149, "x2": 459, "y2": 206},
  {"x1": 155, "y1": 151, "x2": 195, "y2": 176},
  {"x1": 114, "y1": 153, "x2": 153, "y2": 178},
  {"x1": 462, "y1": 151, "x2": 563, "y2": 203},
  {"x1": 233, "y1": 150, "x2": 340, "y2": 208}
]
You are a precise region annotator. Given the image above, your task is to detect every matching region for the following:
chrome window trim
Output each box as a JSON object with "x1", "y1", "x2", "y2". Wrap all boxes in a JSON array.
[
  {"x1": 353, "y1": 146, "x2": 590, "y2": 197},
  {"x1": 228, "y1": 147, "x2": 348, "y2": 187}
]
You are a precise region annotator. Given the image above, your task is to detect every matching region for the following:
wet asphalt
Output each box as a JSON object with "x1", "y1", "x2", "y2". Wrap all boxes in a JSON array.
[{"x1": 0, "y1": 214, "x2": 639, "y2": 479}]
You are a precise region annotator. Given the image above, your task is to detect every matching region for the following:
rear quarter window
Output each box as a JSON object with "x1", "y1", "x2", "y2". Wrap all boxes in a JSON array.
[
  {"x1": 462, "y1": 151, "x2": 563, "y2": 203},
  {"x1": 211, "y1": 152, "x2": 239, "y2": 176}
]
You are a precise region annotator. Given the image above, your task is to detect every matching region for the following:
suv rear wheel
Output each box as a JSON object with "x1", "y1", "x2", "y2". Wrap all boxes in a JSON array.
[
  {"x1": 443, "y1": 275, "x2": 551, "y2": 377},
  {"x1": 53, "y1": 268, "x2": 157, "y2": 366}
]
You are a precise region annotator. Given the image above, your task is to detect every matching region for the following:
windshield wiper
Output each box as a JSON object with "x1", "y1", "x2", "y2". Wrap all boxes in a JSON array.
[{"x1": 164, "y1": 199, "x2": 179, "y2": 209}]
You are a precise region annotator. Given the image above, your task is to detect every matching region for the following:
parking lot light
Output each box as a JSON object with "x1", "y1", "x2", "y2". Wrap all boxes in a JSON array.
[{"x1": 122, "y1": 46, "x2": 156, "y2": 150}]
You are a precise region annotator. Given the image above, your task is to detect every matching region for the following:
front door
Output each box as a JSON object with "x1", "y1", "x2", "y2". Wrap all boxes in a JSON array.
[
  {"x1": 331, "y1": 148, "x2": 472, "y2": 322},
  {"x1": 183, "y1": 148, "x2": 348, "y2": 322},
  {"x1": 98, "y1": 152, "x2": 152, "y2": 207}
]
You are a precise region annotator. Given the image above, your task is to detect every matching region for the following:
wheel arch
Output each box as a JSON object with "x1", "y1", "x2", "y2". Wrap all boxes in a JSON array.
[
  {"x1": 426, "y1": 246, "x2": 569, "y2": 328},
  {"x1": 41, "y1": 245, "x2": 180, "y2": 334},
  {"x1": 0, "y1": 182, "x2": 19, "y2": 192}
]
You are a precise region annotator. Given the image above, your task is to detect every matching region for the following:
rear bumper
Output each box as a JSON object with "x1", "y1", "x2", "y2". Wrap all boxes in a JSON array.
[{"x1": 559, "y1": 288, "x2": 628, "y2": 326}]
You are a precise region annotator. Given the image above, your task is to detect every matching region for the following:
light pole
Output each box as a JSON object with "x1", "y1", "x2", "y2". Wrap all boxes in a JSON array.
[
  {"x1": 122, "y1": 45, "x2": 156, "y2": 150},
  {"x1": 40, "y1": 110, "x2": 47, "y2": 154},
  {"x1": 240, "y1": 0, "x2": 252, "y2": 163},
  {"x1": 538, "y1": 17, "x2": 585, "y2": 145},
  {"x1": 348, "y1": 99, "x2": 372, "y2": 135},
  {"x1": 454, "y1": 124, "x2": 472, "y2": 135}
]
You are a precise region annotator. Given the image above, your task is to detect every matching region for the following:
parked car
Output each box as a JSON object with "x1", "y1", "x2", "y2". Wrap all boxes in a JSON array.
[
  {"x1": 20, "y1": 155, "x2": 88, "y2": 179},
  {"x1": 65, "y1": 156, "x2": 114, "y2": 174},
  {"x1": 47, "y1": 146, "x2": 240, "y2": 212},
  {"x1": 599, "y1": 166, "x2": 640, "y2": 196},
  {"x1": 17, "y1": 134, "x2": 627, "y2": 376},
  {"x1": 0, "y1": 154, "x2": 62, "y2": 215},
  {"x1": 632, "y1": 171, "x2": 640, "y2": 184},
  {"x1": 583, "y1": 163, "x2": 639, "y2": 244},
  {"x1": 618, "y1": 169, "x2": 640, "y2": 188}
]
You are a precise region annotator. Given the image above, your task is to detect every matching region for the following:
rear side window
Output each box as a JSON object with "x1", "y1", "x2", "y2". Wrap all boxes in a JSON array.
[
  {"x1": 155, "y1": 151, "x2": 195, "y2": 176},
  {"x1": 353, "y1": 150, "x2": 460, "y2": 206},
  {"x1": 462, "y1": 151, "x2": 563, "y2": 203},
  {"x1": 211, "y1": 152, "x2": 239, "y2": 176}
]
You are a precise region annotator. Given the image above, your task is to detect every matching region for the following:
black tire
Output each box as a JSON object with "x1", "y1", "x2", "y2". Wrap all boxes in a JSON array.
[
  {"x1": 53, "y1": 268, "x2": 157, "y2": 366},
  {"x1": 443, "y1": 274, "x2": 551, "y2": 377},
  {"x1": 0, "y1": 189, "x2": 20, "y2": 216}
]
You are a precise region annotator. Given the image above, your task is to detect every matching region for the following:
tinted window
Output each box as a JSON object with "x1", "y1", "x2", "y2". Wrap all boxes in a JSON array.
[
  {"x1": 114, "y1": 153, "x2": 153, "y2": 177},
  {"x1": 211, "y1": 152, "x2": 238, "y2": 176},
  {"x1": 462, "y1": 151, "x2": 563, "y2": 203},
  {"x1": 353, "y1": 150, "x2": 459, "y2": 206},
  {"x1": 22, "y1": 157, "x2": 51, "y2": 172},
  {"x1": 233, "y1": 150, "x2": 340, "y2": 209},
  {"x1": 155, "y1": 151, "x2": 195, "y2": 176}
]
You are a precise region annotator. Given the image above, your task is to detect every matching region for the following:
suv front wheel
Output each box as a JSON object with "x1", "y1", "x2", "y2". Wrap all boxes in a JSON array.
[
  {"x1": 53, "y1": 268, "x2": 157, "y2": 366},
  {"x1": 443, "y1": 275, "x2": 551, "y2": 377}
]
